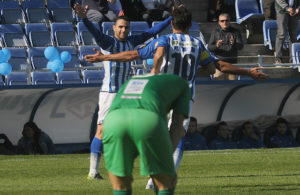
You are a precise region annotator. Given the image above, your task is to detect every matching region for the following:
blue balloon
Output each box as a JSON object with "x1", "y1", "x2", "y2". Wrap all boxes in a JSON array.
[
  {"x1": 0, "y1": 62, "x2": 12, "y2": 75},
  {"x1": 51, "y1": 59, "x2": 64, "y2": 73},
  {"x1": 60, "y1": 51, "x2": 71, "y2": 63},
  {"x1": 2, "y1": 49, "x2": 11, "y2": 62},
  {"x1": 146, "y1": 58, "x2": 153, "y2": 66},
  {"x1": 0, "y1": 51, "x2": 4, "y2": 63},
  {"x1": 44, "y1": 47, "x2": 59, "y2": 61},
  {"x1": 47, "y1": 61, "x2": 54, "y2": 69}
]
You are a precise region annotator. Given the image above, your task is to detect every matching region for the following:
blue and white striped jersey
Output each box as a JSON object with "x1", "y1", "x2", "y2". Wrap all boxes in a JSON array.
[
  {"x1": 83, "y1": 17, "x2": 172, "y2": 92},
  {"x1": 138, "y1": 33, "x2": 218, "y2": 99}
]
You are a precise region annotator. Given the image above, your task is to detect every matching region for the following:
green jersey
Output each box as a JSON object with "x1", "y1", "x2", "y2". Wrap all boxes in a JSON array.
[{"x1": 109, "y1": 73, "x2": 191, "y2": 121}]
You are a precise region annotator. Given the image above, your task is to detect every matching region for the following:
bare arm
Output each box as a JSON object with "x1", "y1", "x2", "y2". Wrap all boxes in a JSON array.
[
  {"x1": 169, "y1": 114, "x2": 186, "y2": 152},
  {"x1": 151, "y1": 46, "x2": 164, "y2": 74},
  {"x1": 84, "y1": 49, "x2": 140, "y2": 62}
]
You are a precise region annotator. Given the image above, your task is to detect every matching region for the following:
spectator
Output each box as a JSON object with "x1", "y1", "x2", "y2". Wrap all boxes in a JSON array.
[
  {"x1": 119, "y1": 0, "x2": 147, "y2": 21},
  {"x1": 274, "y1": 0, "x2": 300, "y2": 63},
  {"x1": 208, "y1": 13, "x2": 243, "y2": 64},
  {"x1": 82, "y1": 0, "x2": 117, "y2": 25},
  {"x1": 237, "y1": 121, "x2": 265, "y2": 149},
  {"x1": 17, "y1": 122, "x2": 55, "y2": 155},
  {"x1": 0, "y1": 133, "x2": 15, "y2": 155},
  {"x1": 209, "y1": 121, "x2": 238, "y2": 150},
  {"x1": 264, "y1": 0, "x2": 276, "y2": 20},
  {"x1": 183, "y1": 117, "x2": 208, "y2": 150},
  {"x1": 141, "y1": 0, "x2": 172, "y2": 26},
  {"x1": 270, "y1": 118, "x2": 298, "y2": 148}
]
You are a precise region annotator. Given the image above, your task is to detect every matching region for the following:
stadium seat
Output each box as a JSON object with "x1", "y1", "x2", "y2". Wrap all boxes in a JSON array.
[
  {"x1": 28, "y1": 47, "x2": 48, "y2": 70},
  {"x1": 25, "y1": 23, "x2": 54, "y2": 47},
  {"x1": 31, "y1": 71, "x2": 56, "y2": 85},
  {"x1": 79, "y1": 46, "x2": 103, "y2": 67},
  {"x1": 82, "y1": 69, "x2": 105, "y2": 84},
  {"x1": 263, "y1": 20, "x2": 289, "y2": 50},
  {"x1": 47, "y1": 0, "x2": 74, "y2": 23},
  {"x1": 235, "y1": 0, "x2": 264, "y2": 24},
  {"x1": 77, "y1": 21, "x2": 100, "y2": 45},
  {"x1": 0, "y1": 76, "x2": 4, "y2": 85},
  {"x1": 0, "y1": 1, "x2": 27, "y2": 25},
  {"x1": 292, "y1": 43, "x2": 300, "y2": 64},
  {"x1": 136, "y1": 69, "x2": 144, "y2": 75},
  {"x1": 56, "y1": 71, "x2": 82, "y2": 84},
  {"x1": 108, "y1": 0, "x2": 122, "y2": 15},
  {"x1": 56, "y1": 46, "x2": 81, "y2": 69},
  {"x1": 130, "y1": 22, "x2": 149, "y2": 36},
  {"x1": 51, "y1": 23, "x2": 79, "y2": 46},
  {"x1": 0, "y1": 24, "x2": 29, "y2": 47},
  {"x1": 259, "y1": 0, "x2": 264, "y2": 15},
  {"x1": 6, "y1": 72, "x2": 28, "y2": 85},
  {"x1": 8, "y1": 48, "x2": 30, "y2": 71},
  {"x1": 21, "y1": 0, "x2": 50, "y2": 24},
  {"x1": 102, "y1": 22, "x2": 114, "y2": 36}
]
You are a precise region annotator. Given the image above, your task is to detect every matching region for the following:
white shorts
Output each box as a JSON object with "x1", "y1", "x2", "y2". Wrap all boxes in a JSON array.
[
  {"x1": 97, "y1": 92, "x2": 117, "y2": 124},
  {"x1": 168, "y1": 100, "x2": 193, "y2": 132}
]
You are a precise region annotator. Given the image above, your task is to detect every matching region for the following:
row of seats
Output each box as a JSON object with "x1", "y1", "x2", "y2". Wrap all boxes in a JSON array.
[{"x1": 235, "y1": 0, "x2": 264, "y2": 24}]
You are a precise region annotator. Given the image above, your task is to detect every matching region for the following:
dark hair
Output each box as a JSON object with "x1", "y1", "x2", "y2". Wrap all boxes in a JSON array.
[
  {"x1": 241, "y1": 121, "x2": 252, "y2": 130},
  {"x1": 217, "y1": 121, "x2": 227, "y2": 129},
  {"x1": 171, "y1": 7, "x2": 192, "y2": 31},
  {"x1": 190, "y1": 116, "x2": 197, "y2": 123},
  {"x1": 114, "y1": 16, "x2": 130, "y2": 24},
  {"x1": 276, "y1": 118, "x2": 288, "y2": 126},
  {"x1": 22, "y1": 121, "x2": 43, "y2": 154}
]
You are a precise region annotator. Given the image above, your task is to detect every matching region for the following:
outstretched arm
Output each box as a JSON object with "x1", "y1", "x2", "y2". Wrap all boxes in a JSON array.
[
  {"x1": 84, "y1": 48, "x2": 140, "y2": 62},
  {"x1": 151, "y1": 46, "x2": 165, "y2": 74}
]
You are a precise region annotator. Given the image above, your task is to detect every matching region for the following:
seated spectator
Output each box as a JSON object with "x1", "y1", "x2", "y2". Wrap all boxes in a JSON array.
[
  {"x1": 17, "y1": 122, "x2": 55, "y2": 155},
  {"x1": 269, "y1": 118, "x2": 298, "y2": 148},
  {"x1": 0, "y1": 133, "x2": 15, "y2": 155},
  {"x1": 141, "y1": 0, "x2": 172, "y2": 26},
  {"x1": 82, "y1": 0, "x2": 117, "y2": 25},
  {"x1": 236, "y1": 121, "x2": 265, "y2": 149},
  {"x1": 209, "y1": 121, "x2": 238, "y2": 150},
  {"x1": 183, "y1": 117, "x2": 208, "y2": 150}
]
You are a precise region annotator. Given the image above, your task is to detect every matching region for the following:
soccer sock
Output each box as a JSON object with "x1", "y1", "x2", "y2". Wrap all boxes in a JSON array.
[
  {"x1": 173, "y1": 139, "x2": 184, "y2": 171},
  {"x1": 89, "y1": 137, "x2": 102, "y2": 176},
  {"x1": 157, "y1": 188, "x2": 175, "y2": 195},
  {"x1": 113, "y1": 189, "x2": 132, "y2": 195}
]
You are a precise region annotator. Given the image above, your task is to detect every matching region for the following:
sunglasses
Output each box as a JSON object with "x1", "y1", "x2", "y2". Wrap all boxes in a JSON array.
[{"x1": 219, "y1": 20, "x2": 229, "y2": 23}]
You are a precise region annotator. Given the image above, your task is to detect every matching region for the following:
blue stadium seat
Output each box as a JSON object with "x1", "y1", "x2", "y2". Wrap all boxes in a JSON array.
[
  {"x1": 28, "y1": 47, "x2": 48, "y2": 70},
  {"x1": 6, "y1": 72, "x2": 28, "y2": 85},
  {"x1": 57, "y1": 71, "x2": 82, "y2": 84},
  {"x1": 8, "y1": 48, "x2": 30, "y2": 71},
  {"x1": 47, "y1": 0, "x2": 74, "y2": 23},
  {"x1": 102, "y1": 22, "x2": 114, "y2": 36},
  {"x1": 0, "y1": 1, "x2": 26, "y2": 25},
  {"x1": 292, "y1": 43, "x2": 300, "y2": 64},
  {"x1": 259, "y1": 0, "x2": 264, "y2": 15},
  {"x1": 31, "y1": 71, "x2": 56, "y2": 85},
  {"x1": 136, "y1": 69, "x2": 144, "y2": 75},
  {"x1": 235, "y1": 0, "x2": 264, "y2": 24},
  {"x1": 130, "y1": 22, "x2": 149, "y2": 36},
  {"x1": 51, "y1": 23, "x2": 79, "y2": 46},
  {"x1": 79, "y1": 46, "x2": 102, "y2": 66},
  {"x1": 108, "y1": 0, "x2": 122, "y2": 15},
  {"x1": 0, "y1": 24, "x2": 29, "y2": 47},
  {"x1": 56, "y1": 46, "x2": 81, "y2": 68},
  {"x1": 21, "y1": 0, "x2": 50, "y2": 24},
  {"x1": 0, "y1": 76, "x2": 4, "y2": 85},
  {"x1": 263, "y1": 20, "x2": 289, "y2": 50},
  {"x1": 82, "y1": 69, "x2": 105, "y2": 84},
  {"x1": 25, "y1": 23, "x2": 53, "y2": 47},
  {"x1": 77, "y1": 21, "x2": 100, "y2": 45}
]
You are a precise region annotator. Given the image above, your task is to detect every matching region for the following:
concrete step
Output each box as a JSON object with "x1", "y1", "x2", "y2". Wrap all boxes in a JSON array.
[
  {"x1": 237, "y1": 55, "x2": 274, "y2": 64},
  {"x1": 238, "y1": 44, "x2": 274, "y2": 56}
]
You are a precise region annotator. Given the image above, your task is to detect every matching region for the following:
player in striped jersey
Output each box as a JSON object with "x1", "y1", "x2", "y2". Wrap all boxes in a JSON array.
[
  {"x1": 82, "y1": 6, "x2": 268, "y2": 185},
  {"x1": 74, "y1": 3, "x2": 172, "y2": 180}
]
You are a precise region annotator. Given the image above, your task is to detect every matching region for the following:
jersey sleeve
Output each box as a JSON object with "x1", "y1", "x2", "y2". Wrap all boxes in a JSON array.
[
  {"x1": 83, "y1": 18, "x2": 115, "y2": 50},
  {"x1": 198, "y1": 41, "x2": 219, "y2": 67},
  {"x1": 172, "y1": 81, "x2": 191, "y2": 118},
  {"x1": 137, "y1": 36, "x2": 168, "y2": 59}
]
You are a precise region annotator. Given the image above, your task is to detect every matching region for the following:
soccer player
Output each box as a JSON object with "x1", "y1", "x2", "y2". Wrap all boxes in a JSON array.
[
  {"x1": 103, "y1": 73, "x2": 191, "y2": 195},
  {"x1": 74, "y1": 3, "x2": 172, "y2": 180}
]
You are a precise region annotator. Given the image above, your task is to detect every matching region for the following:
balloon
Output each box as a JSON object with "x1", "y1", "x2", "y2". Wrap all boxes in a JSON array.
[
  {"x1": 1, "y1": 49, "x2": 11, "y2": 62},
  {"x1": 47, "y1": 61, "x2": 54, "y2": 69},
  {"x1": 51, "y1": 59, "x2": 64, "y2": 73},
  {"x1": 0, "y1": 62, "x2": 12, "y2": 75},
  {"x1": 146, "y1": 58, "x2": 153, "y2": 66},
  {"x1": 44, "y1": 47, "x2": 59, "y2": 61},
  {"x1": 60, "y1": 51, "x2": 71, "y2": 63},
  {"x1": 0, "y1": 51, "x2": 4, "y2": 63}
]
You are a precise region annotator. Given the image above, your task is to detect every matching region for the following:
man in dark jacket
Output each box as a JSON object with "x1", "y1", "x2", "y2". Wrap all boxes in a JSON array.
[{"x1": 208, "y1": 13, "x2": 243, "y2": 64}]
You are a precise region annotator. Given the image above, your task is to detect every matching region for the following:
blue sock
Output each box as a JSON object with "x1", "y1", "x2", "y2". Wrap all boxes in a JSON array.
[{"x1": 91, "y1": 137, "x2": 102, "y2": 154}]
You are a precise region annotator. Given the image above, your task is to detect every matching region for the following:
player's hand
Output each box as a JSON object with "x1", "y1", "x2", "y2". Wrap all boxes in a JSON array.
[
  {"x1": 216, "y1": 40, "x2": 223, "y2": 47},
  {"x1": 74, "y1": 3, "x2": 88, "y2": 19},
  {"x1": 84, "y1": 48, "x2": 105, "y2": 62},
  {"x1": 249, "y1": 67, "x2": 269, "y2": 81},
  {"x1": 230, "y1": 35, "x2": 234, "y2": 45}
]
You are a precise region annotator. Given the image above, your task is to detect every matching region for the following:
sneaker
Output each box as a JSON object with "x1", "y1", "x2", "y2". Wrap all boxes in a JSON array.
[
  {"x1": 87, "y1": 173, "x2": 104, "y2": 180},
  {"x1": 145, "y1": 179, "x2": 156, "y2": 192},
  {"x1": 274, "y1": 58, "x2": 282, "y2": 64}
]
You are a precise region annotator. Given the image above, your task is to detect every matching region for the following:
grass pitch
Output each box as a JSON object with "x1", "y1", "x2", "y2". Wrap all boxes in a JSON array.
[{"x1": 1, "y1": 148, "x2": 300, "y2": 194}]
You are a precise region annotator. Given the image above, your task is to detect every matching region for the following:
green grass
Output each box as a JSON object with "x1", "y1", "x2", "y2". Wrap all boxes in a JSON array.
[{"x1": 1, "y1": 148, "x2": 300, "y2": 194}]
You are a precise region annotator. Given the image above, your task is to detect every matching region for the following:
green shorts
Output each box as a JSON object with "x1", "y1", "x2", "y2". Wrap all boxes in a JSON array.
[{"x1": 103, "y1": 109, "x2": 175, "y2": 177}]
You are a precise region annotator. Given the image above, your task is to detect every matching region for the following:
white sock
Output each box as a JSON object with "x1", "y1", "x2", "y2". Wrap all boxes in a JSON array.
[
  {"x1": 89, "y1": 152, "x2": 101, "y2": 176},
  {"x1": 173, "y1": 147, "x2": 183, "y2": 171}
]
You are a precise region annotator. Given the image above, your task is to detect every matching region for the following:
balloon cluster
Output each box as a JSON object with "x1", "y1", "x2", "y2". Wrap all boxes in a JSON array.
[
  {"x1": 0, "y1": 49, "x2": 12, "y2": 76},
  {"x1": 44, "y1": 47, "x2": 71, "y2": 73},
  {"x1": 146, "y1": 58, "x2": 153, "y2": 66}
]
